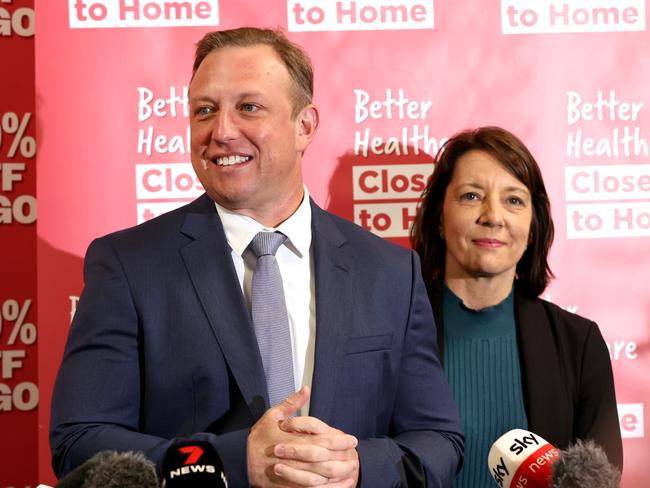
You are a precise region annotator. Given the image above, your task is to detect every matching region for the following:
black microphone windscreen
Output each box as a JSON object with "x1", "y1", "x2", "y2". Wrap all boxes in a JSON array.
[
  {"x1": 55, "y1": 451, "x2": 157, "y2": 488},
  {"x1": 84, "y1": 451, "x2": 158, "y2": 488},
  {"x1": 551, "y1": 440, "x2": 621, "y2": 488},
  {"x1": 55, "y1": 452, "x2": 109, "y2": 488},
  {"x1": 161, "y1": 440, "x2": 228, "y2": 487}
]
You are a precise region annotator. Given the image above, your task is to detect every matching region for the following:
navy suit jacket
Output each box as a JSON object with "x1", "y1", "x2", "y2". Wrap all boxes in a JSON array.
[{"x1": 51, "y1": 194, "x2": 463, "y2": 487}]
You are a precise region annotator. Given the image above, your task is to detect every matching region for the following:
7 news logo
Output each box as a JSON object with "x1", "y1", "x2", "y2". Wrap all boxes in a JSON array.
[
  {"x1": 163, "y1": 442, "x2": 229, "y2": 488},
  {"x1": 179, "y1": 445, "x2": 205, "y2": 465}
]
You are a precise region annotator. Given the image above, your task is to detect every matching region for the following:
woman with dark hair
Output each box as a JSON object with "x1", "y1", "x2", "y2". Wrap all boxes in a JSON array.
[{"x1": 411, "y1": 126, "x2": 622, "y2": 487}]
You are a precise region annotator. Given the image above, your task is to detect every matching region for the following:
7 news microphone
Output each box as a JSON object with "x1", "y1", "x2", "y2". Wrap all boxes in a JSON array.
[
  {"x1": 487, "y1": 428, "x2": 621, "y2": 488},
  {"x1": 54, "y1": 439, "x2": 228, "y2": 488},
  {"x1": 160, "y1": 439, "x2": 228, "y2": 487}
]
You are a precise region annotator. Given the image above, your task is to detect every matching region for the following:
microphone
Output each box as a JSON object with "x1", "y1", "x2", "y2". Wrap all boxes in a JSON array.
[
  {"x1": 55, "y1": 451, "x2": 158, "y2": 488},
  {"x1": 551, "y1": 439, "x2": 621, "y2": 488},
  {"x1": 161, "y1": 439, "x2": 228, "y2": 487},
  {"x1": 487, "y1": 429, "x2": 560, "y2": 488}
]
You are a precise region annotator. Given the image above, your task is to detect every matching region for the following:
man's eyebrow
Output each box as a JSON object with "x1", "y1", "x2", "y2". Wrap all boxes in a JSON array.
[
  {"x1": 189, "y1": 91, "x2": 265, "y2": 103},
  {"x1": 189, "y1": 95, "x2": 214, "y2": 104}
]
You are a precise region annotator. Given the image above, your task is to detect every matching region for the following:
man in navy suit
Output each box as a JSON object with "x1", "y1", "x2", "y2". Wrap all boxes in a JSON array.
[{"x1": 51, "y1": 27, "x2": 463, "y2": 487}]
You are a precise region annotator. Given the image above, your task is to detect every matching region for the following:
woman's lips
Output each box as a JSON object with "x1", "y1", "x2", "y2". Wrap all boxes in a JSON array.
[{"x1": 473, "y1": 238, "x2": 505, "y2": 248}]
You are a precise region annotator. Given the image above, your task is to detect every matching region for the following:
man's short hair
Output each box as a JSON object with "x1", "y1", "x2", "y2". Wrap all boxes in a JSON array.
[{"x1": 193, "y1": 27, "x2": 314, "y2": 118}]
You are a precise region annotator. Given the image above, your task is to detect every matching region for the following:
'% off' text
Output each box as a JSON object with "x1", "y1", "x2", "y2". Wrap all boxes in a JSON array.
[
  {"x1": 1, "y1": 299, "x2": 36, "y2": 346},
  {"x1": 0, "y1": 112, "x2": 36, "y2": 158}
]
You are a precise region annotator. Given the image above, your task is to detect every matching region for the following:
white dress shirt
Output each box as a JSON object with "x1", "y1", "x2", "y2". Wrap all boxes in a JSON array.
[{"x1": 214, "y1": 188, "x2": 315, "y2": 415}]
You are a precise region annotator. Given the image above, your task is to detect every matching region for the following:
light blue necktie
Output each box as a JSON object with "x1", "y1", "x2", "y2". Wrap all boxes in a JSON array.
[{"x1": 249, "y1": 231, "x2": 295, "y2": 407}]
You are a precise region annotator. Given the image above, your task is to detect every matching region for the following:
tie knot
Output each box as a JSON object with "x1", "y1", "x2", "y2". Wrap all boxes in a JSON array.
[{"x1": 249, "y1": 231, "x2": 287, "y2": 258}]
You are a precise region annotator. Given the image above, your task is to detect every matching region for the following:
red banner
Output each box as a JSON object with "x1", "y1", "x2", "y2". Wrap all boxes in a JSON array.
[{"x1": 0, "y1": 1, "x2": 37, "y2": 487}]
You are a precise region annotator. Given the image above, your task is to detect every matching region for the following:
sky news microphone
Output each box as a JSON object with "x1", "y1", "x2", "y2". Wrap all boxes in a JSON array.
[
  {"x1": 55, "y1": 451, "x2": 158, "y2": 488},
  {"x1": 161, "y1": 439, "x2": 228, "y2": 487},
  {"x1": 488, "y1": 429, "x2": 560, "y2": 488},
  {"x1": 488, "y1": 429, "x2": 621, "y2": 488}
]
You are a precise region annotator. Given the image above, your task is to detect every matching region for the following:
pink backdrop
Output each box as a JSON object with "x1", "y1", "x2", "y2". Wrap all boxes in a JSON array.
[{"x1": 2, "y1": 0, "x2": 649, "y2": 486}]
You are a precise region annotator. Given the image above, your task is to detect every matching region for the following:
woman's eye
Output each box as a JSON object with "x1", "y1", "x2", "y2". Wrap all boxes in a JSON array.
[{"x1": 461, "y1": 192, "x2": 480, "y2": 201}]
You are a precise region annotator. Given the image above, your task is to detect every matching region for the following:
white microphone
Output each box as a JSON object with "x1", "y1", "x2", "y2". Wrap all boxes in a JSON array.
[{"x1": 487, "y1": 429, "x2": 560, "y2": 488}]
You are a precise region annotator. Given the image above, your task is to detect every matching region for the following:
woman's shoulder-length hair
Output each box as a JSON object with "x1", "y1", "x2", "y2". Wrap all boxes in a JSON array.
[{"x1": 410, "y1": 126, "x2": 555, "y2": 298}]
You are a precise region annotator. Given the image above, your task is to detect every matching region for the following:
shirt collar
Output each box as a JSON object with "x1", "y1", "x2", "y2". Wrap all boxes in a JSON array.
[{"x1": 214, "y1": 186, "x2": 312, "y2": 258}]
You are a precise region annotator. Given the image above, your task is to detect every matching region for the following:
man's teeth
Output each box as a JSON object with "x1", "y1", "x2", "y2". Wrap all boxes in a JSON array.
[{"x1": 214, "y1": 155, "x2": 251, "y2": 166}]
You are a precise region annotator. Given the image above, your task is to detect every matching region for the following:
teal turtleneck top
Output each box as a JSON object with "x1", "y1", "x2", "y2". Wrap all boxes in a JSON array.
[{"x1": 442, "y1": 285, "x2": 528, "y2": 488}]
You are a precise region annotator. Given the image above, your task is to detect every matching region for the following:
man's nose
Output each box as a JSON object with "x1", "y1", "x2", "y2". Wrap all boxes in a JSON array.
[{"x1": 210, "y1": 110, "x2": 239, "y2": 143}]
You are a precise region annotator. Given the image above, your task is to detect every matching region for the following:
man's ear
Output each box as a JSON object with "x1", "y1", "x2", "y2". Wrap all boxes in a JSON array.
[{"x1": 296, "y1": 104, "x2": 319, "y2": 151}]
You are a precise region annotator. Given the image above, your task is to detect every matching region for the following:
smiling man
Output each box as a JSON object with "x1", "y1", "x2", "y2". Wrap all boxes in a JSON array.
[{"x1": 50, "y1": 28, "x2": 463, "y2": 488}]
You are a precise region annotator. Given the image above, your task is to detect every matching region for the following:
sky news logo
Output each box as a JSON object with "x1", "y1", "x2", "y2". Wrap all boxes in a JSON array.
[
  {"x1": 68, "y1": 0, "x2": 219, "y2": 29},
  {"x1": 501, "y1": 0, "x2": 646, "y2": 34},
  {"x1": 287, "y1": 0, "x2": 434, "y2": 32}
]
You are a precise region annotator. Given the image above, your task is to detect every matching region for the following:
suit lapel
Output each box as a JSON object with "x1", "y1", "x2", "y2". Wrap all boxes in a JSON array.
[
  {"x1": 179, "y1": 194, "x2": 268, "y2": 419},
  {"x1": 308, "y1": 203, "x2": 353, "y2": 422}
]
